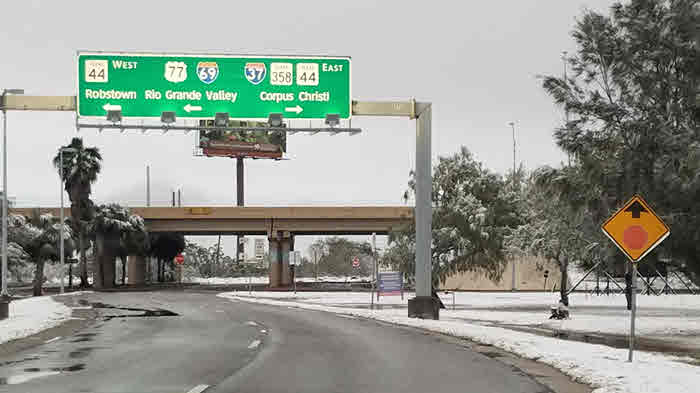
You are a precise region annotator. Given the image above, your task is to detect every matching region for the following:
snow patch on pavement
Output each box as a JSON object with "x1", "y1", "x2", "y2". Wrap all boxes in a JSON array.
[
  {"x1": 1, "y1": 296, "x2": 73, "y2": 345},
  {"x1": 219, "y1": 292, "x2": 700, "y2": 393}
]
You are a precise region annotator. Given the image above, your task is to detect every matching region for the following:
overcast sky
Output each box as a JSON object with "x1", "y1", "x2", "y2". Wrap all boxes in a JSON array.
[{"x1": 1, "y1": 0, "x2": 615, "y2": 256}]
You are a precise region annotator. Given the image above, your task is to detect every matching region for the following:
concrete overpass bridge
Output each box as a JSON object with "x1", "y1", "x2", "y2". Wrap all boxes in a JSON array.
[{"x1": 11, "y1": 206, "x2": 413, "y2": 287}]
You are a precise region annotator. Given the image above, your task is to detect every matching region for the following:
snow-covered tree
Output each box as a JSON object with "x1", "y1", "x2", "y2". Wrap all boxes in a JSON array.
[
  {"x1": 53, "y1": 138, "x2": 102, "y2": 287},
  {"x1": 385, "y1": 147, "x2": 523, "y2": 287},
  {"x1": 89, "y1": 204, "x2": 134, "y2": 288},
  {"x1": 7, "y1": 211, "x2": 73, "y2": 296},
  {"x1": 507, "y1": 167, "x2": 601, "y2": 306},
  {"x1": 540, "y1": 0, "x2": 700, "y2": 284}
]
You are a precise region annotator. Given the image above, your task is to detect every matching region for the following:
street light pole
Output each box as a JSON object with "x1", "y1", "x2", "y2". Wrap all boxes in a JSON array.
[
  {"x1": 508, "y1": 121, "x2": 517, "y2": 292},
  {"x1": 59, "y1": 148, "x2": 65, "y2": 294},
  {"x1": 58, "y1": 147, "x2": 77, "y2": 295},
  {"x1": 1, "y1": 96, "x2": 7, "y2": 299},
  {"x1": 1, "y1": 89, "x2": 24, "y2": 320},
  {"x1": 508, "y1": 121, "x2": 516, "y2": 181},
  {"x1": 562, "y1": 50, "x2": 571, "y2": 166}
]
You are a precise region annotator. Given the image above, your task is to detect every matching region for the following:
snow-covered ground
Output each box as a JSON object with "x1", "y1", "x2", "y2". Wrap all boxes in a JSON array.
[
  {"x1": 0, "y1": 296, "x2": 73, "y2": 345},
  {"x1": 188, "y1": 275, "x2": 371, "y2": 285},
  {"x1": 222, "y1": 291, "x2": 700, "y2": 336},
  {"x1": 189, "y1": 276, "x2": 270, "y2": 285},
  {"x1": 219, "y1": 291, "x2": 700, "y2": 393}
]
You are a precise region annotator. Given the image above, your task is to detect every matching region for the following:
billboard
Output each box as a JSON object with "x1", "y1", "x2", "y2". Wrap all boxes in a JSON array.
[
  {"x1": 198, "y1": 120, "x2": 286, "y2": 159},
  {"x1": 378, "y1": 272, "x2": 403, "y2": 296}
]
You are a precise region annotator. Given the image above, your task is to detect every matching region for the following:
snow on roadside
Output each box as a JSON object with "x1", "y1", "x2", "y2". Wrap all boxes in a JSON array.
[
  {"x1": 219, "y1": 292, "x2": 700, "y2": 393},
  {"x1": 241, "y1": 291, "x2": 700, "y2": 336},
  {"x1": 189, "y1": 276, "x2": 270, "y2": 285},
  {"x1": 0, "y1": 296, "x2": 73, "y2": 345},
  {"x1": 187, "y1": 275, "x2": 371, "y2": 285},
  {"x1": 226, "y1": 290, "x2": 700, "y2": 311}
]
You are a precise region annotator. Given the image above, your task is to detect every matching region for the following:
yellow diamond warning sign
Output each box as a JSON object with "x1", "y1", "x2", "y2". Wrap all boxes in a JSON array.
[{"x1": 601, "y1": 195, "x2": 670, "y2": 262}]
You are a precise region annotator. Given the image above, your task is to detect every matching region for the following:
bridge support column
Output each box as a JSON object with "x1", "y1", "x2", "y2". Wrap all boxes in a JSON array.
[
  {"x1": 268, "y1": 236, "x2": 281, "y2": 287},
  {"x1": 281, "y1": 233, "x2": 292, "y2": 287},
  {"x1": 127, "y1": 255, "x2": 145, "y2": 285}
]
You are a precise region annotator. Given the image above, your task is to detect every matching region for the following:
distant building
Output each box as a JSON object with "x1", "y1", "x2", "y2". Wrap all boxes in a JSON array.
[
  {"x1": 254, "y1": 239, "x2": 265, "y2": 261},
  {"x1": 237, "y1": 237, "x2": 268, "y2": 266},
  {"x1": 440, "y1": 256, "x2": 567, "y2": 291}
]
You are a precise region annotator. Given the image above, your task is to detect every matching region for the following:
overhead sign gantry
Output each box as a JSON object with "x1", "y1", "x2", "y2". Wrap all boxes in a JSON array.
[
  {"x1": 77, "y1": 52, "x2": 351, "y2": 120},
  {"x1": 2, "y1": 52, "x2": 437, "y2": 320}
]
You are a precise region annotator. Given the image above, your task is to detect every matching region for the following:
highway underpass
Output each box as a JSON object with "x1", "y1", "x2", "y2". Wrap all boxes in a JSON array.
[{"x1": 11, "y1": 206, "x2": 413, "y2": 287}]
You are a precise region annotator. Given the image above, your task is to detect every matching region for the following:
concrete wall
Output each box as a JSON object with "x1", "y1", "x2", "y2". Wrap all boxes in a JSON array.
[{"x1": 441, "y1": 256, "x2": 565, "y2": 291}]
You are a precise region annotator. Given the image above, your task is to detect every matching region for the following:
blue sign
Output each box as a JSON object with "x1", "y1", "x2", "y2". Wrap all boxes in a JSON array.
[{"x1": 378, "y1": 272, "x2": 403, "y2": 295}]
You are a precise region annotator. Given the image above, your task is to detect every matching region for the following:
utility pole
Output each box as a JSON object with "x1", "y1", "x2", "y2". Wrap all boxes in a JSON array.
[
  {"x1": 236, "y1": 157, "x2": 244, "y2": 264},
  {"x1": 313, "y1": 247, "x2": 318, "y2": 283},
  {"x1": 215, "y1": 235, "x2": 221, "y2": 276},
  {"x1": 371, "y1": 233, "x2": 376, "y2": 309},
  {"x1": 1, "y1": 89, "x2": 24, "y2": 320},
  {"x1": 177, "y1": 188, "x2": 182, "y2": 207}
]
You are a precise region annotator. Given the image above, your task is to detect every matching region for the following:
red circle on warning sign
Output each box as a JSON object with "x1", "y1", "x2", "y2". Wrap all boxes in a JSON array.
[{"x1": 623, "y1": 225, "x2": 648, "y2": 250}]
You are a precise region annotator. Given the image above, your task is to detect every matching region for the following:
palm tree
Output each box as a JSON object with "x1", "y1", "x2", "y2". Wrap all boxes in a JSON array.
[
  {"x1": 122, "y1": 215, "x2": 150, "y2": 284},
  {"x1": 4, "y1": 214, "x2": 33, "y2": 286},
  {"x1": 53, "y1": 137, "x2": 102, "y2": 288},
  {"x1": 9, "y1": 211, "x2": 73, "y2": 296},
  {"x1": 150, "y1": 233, "x2": 185, "y2": 282},
  {"x1": 90, "y1": 204, "x2": 132, "y2": 288}
]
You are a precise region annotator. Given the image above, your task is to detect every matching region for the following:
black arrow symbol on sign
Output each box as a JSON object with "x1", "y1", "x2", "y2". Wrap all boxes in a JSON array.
[{"x1": 625, "y1": 200, "x2": 648, "y2": 218}]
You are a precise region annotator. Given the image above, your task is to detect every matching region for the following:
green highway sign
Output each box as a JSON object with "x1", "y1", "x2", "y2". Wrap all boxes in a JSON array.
[{"x1": 77, "y1": 52, "x2": 351, "y2": 120}]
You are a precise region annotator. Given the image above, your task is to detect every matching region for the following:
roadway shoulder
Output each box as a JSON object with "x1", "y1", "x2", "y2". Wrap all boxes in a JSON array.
[{"x1": 0, "y1": 293, "x2": 99, "y2": 358}]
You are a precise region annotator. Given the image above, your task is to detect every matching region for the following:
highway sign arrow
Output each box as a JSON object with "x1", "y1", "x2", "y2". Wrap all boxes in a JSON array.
[
  {"x1": 624, "y1": 200, "x2": 648, "y2": 218},
  {"x1": 102, "y1": 103, "x2": 122, "y2": 111},
  {"x1": 285, "y1": 105, "x2": 303, "y2": 114},
  {"x1": 184, "y1": 104, "x2": 202, "y2": 113}
]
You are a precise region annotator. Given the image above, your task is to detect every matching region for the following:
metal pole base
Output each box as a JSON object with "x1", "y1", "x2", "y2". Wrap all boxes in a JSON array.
[
  {"x1": 408, "y1": 296, "x2": 439, "y2": 320},
  {"x1": 0, "y1": 294, "x2": 11, "y2": 320}
]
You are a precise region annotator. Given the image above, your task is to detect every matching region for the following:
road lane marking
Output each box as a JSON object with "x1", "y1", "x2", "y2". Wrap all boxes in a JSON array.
[
  {"x1": 248, "y1": 340, "x2": 261, "y2": 349},
  {"x1": 44, "y1": 336, "x2": 62, "y2": 343},
  {"x1": 186, "y1": 384, "x2": 209, "y2": 393}
]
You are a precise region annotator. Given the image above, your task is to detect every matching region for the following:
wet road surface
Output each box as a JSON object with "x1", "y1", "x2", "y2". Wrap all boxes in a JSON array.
[{"x1": 0, "y1": 291, "x2": 556, "y2": 393}]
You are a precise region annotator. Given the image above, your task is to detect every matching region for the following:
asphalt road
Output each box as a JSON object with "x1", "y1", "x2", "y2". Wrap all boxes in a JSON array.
[{"x1": 0, "y1": 291, "x2": 553, "y2": 393}]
